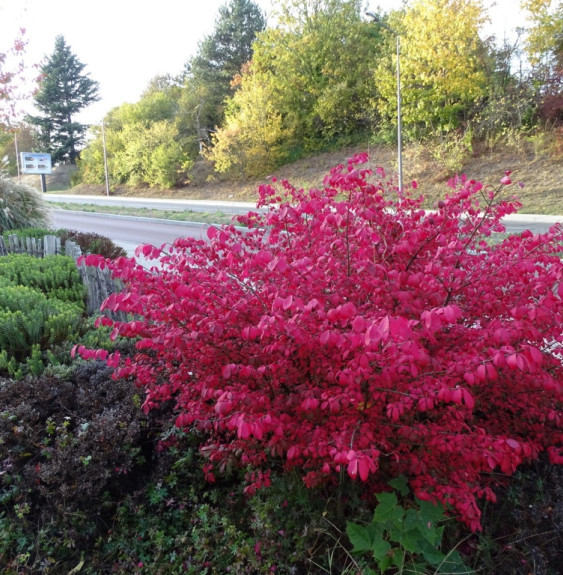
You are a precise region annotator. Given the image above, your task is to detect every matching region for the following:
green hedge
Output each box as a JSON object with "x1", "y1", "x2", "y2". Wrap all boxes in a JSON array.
[
  {"x1": 0, "y1": 254, "x2": 86, "y2": 305},
  {"x1": 0, "y1": 284, "x2": 83, "y2": 363},
  {"x1": 0, "y1": 253, "x2": 86, "y2": 377}
]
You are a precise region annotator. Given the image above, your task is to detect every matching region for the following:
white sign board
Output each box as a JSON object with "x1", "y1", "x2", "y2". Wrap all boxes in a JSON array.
[{"x1": 20, "y1": 152, "x2": 52, "y2": 175}]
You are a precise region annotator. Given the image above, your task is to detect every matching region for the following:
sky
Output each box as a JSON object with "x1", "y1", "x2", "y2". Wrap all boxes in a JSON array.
[{"x1": 0, "y1": 0, "x2": 528, "y2": 127}]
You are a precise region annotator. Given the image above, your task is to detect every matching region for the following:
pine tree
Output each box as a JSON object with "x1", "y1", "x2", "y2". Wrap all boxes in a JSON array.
[
  {"x1": 183, "y1": 0, "x2": 266, "y2": 145},
  {"x1": 28, "y1": 35, "x2": 99, "y2": 164}
]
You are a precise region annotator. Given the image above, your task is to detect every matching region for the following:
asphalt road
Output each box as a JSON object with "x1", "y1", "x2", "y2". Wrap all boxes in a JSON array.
[
  {"x1": 49, "y1": 195, "x2": 562, "y2": 257},
  {"x1": 51, "y1": 210, "x2": 209, "y2": 256}
]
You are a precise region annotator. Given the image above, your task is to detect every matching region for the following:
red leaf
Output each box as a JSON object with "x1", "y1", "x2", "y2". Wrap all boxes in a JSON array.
[
  {"x1": 358, "y1": 458, "x2": 370, "y2": 481},
  {"x1": 379, "y1": 316, "x2": 390, "y2": 341},
  {"x1": 462, "y1": 389, "x2": 475, "y2": 410}
]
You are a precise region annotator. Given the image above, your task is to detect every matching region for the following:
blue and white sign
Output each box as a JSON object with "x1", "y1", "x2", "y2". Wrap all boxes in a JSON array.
[{"x1": 20, "y1": 152, "x2": 52, "y2": 175}]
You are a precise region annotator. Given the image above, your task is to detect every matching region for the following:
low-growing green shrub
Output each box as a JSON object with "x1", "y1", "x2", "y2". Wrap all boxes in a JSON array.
[
  {"x1": 0, "y1": 284, "x2": 83, "y2": 360},
  {"x1": 1, "y1": 227, "x2": 54, "y2": 241},
  {"x1": 0, "y1": 253, "x2": 86, "y2": 305},
  {"x1": 0, "y1": 253, "x2": 87, "y2": 377},
  {"x1": 347, "y1": 476, "x2": 472, "y2": 574}
]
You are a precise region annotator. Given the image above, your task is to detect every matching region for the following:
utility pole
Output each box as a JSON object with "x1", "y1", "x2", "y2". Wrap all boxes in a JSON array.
[
  {"x1": 101, "y1": 121, "x2": 110, "y2": 196},
  {"x1": 366, "y1": 12, "x2": 403, "y2": 191}
]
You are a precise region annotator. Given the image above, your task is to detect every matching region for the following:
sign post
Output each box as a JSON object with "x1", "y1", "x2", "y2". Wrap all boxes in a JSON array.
[{"x1": 20, "y1": 153, "x2": 52, "y2": 193}]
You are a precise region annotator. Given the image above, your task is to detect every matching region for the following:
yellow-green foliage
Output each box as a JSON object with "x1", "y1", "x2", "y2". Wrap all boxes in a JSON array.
[
  {"x1": 77, "y1": 91, "x2": 191, "y2": 188},
  {"x1": 208, "y1": 0, "x2": 382, "y2": 177},
  {"x1": 0, "y1": 254, "x2": 86, "y2": 305},
  {"x1": 206, "y1": 71, "x2": 287, "y2": 179},
  {"x1": 376, "y1": 0, "x2": 487, "y2": 135},
  {"x1": 0, "y1": 284, "x2": 83, "y2": 363},
  {"x1": 521, "y1": 0, "x2": 562, "y2": 69}
]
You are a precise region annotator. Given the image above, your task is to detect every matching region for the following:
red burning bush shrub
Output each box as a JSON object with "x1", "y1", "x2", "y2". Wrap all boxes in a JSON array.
[{"x1": 76, "y1": 154, "x2": 563, "y2": 530}]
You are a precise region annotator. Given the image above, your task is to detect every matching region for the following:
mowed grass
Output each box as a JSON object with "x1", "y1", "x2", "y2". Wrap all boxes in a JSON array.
[{"x1": 49, "y1": 202, "x2": 237, "y2": 226}]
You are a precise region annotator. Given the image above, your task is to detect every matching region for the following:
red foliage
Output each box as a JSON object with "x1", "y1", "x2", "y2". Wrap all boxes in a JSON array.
[
  {"x1": 0, "y1": 29, "x2": 27, "y2": 125},
  {"x1": 77, "y1": 154, "x2": 563, "y2": 530}
]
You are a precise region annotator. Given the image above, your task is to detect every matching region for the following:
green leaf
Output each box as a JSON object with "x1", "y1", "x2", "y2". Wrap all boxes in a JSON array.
[
  {"x1": 375, "y1": 543, "x2": 393, "y2": 573},
  {"x1": 373, "y1": 492, "x2": 400, "y2": 525},
  {"x1": 399, "y1": 528, "x2": 426, "y2": 554},
  {"x1": 418, "y1": 539, "x2": 447, "y2": 566},
  {"x1": 417, "y1": 498, "x2": 446, "y2": 525},
  {"x1": 371, "y1": 537, "x2": 392, "y2": 562},
  {"x1": 346, "y1": 522, "x2": 380, "y2": 553},
  {"x1": 437, "y1": 550, "x2": 475, "y2": 574},
  {"x1": 388, "y1": 475, "x2": 410, "y2": 497}
]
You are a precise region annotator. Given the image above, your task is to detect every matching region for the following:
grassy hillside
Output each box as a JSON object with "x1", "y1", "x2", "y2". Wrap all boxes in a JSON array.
[{"x1": 54, "y1": 134, "x2": 563, "y2": 215}]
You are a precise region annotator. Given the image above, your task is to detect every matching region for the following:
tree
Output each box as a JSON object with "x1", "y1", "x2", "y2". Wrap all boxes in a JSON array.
[
  {"x1": 376, "y1": 0, "x2": 488, "y2": 137},
  {"x1": 77, "y1": 154, "x2": 563, "y2": 531},
  {"x1": 208, "y1": 0, "x2": 384, "y2": 175},
  {"x1": 251, "y1": 0, "x2": 383, "y2": 150},
  {"x1": 0, "y1": 123, "x2": 35, "y2": 176},
  {"x1": 521, "y1": 0, "x2": 563, "y2": 125},
  {"x1": 184, "y1": 0, "x2": 266, "y2": 144},
  {"x1": 77, "y1": 87, "x2": 191, "y2": 188},
  {"x1": 205, "y1": 65, "x2": 286, "y2": 179},
  {"x1": 28, "y1": 35, "x2": 99, "y2": 164},
  {"x1": 0, "y1": 29, "x2": 27, "y2": 127}
]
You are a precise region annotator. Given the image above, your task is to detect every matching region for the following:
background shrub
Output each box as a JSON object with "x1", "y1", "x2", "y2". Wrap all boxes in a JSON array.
[
  {"x1": 56, "y1": 229, "x2": 127, "y2": 259},
  {"x1": 0, "y1": 360, "x2": 149, "y2": 572},
  {"x1": 2, "y1": 227, "x2": 127, "y2": 260}
]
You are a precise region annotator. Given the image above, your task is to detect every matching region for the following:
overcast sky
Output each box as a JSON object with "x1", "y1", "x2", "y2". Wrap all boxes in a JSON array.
[{"x1": 0, "y1": 0, "x2": 527, "y2": 126}]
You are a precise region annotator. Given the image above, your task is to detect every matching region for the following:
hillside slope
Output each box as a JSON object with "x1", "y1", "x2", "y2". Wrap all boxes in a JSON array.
[{"x1": 54, "y1": 137, "x2": 563, "y2": 215}]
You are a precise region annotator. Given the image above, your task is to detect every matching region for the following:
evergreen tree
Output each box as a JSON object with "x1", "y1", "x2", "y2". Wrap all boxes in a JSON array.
[
  {"x1": 183, "y1": 0, "x2": 266, "y2": 145},
  {"x1": 28, "y1": 35, "x2": 99, "y2": 164}
]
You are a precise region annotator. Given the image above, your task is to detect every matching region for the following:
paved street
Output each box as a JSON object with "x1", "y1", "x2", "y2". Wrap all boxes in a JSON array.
[{"x1": 49, "y1": 194, "x2": 563, "y2": 258}]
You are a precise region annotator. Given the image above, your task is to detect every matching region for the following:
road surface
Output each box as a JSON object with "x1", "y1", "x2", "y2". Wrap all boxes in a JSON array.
[
  {"x1": 51, "y1": 210, "x2": 210, "y2": 256},
  {"x1": 50, "y1": 196, "x2": 562, "y2": 258},
  {"x1": 47, "y1": 194, "x2": 562, "y2": 235}
]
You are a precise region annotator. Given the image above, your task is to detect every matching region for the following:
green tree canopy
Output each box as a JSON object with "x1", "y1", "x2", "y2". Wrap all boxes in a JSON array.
[
  {"x1": 27, "y1": 35, "x2": 99, "y2": 164},
  {"x1": 252, "y1": 0, "x2": 382, "y2": 150},
  {"x1": 208, "y1": 0, "x2": 383, "y2": 177},
  {"x1": 184, "y1": 0, "x2": 266, "y2": 145},
  {"x1": 375, "y1": 0, "x2": 488, "y2": 137},
  {"x1": 205, "y1": 65, "x2": 286, "y2": 178},
  {"x1": 77, "y1": 85, "x2": 190, "y2": 188}
]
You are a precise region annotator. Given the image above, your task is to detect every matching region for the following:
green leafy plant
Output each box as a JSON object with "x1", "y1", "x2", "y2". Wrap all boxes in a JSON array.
[
  {"x1": 0, "y1": 284, "x2": 83, "y2": 376},
  {"x1": 346, "y1": 477, "x2": 473, "y2": 574},
  {"x1": 0, "y1": 253, "x2": 86, "y2": 304},
  {"x1": 2, "y1": 227, "x2": 54, "y2": 241}
]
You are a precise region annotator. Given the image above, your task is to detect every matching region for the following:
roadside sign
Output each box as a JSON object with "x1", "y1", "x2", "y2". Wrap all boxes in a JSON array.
[{"x1": 20, "y1": 152, "x2": 52, "y2": 175}]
